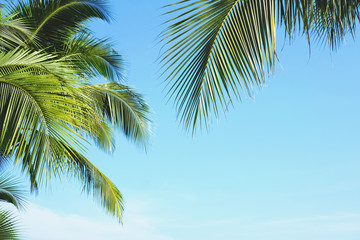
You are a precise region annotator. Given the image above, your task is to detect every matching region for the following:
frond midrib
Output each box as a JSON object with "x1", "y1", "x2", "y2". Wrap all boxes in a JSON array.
[
  {"x1": 183, "y1": 0, "x2": 240, "y2": 128},
  {"x1": 202, "y1": 0, "x2": 240, "y2": 70},
  {"x1": 30, "y1": 1, "x2": 100, "y2": 42}
]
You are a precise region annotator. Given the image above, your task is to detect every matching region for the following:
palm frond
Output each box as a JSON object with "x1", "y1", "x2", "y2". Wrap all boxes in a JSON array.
[
  {"x1": 278, "y1": 0, "x2": 360, "y2": 50},
  {"x1": 0, "y1": 48, "x2": 83, "y2": 80},
  {"x1": 80, "y1": 83, "x2": 151, "y2": 148},
  {"x1": 17, "y1": 132, "x2": 124, "y2": 222},
  {"x1": 162, "y1": 0, "x2": 276, "y2": 131},
  {"x1": 0, "y1": 49, "x2": 127, "y2": 221},
  {"x1": 63, "y1": 34, "x2": 125, "y2": 82},
  {"x1": 8, "y1": 0, "x2": 111, "y2": 49},
  {"x1": 0, "y1": 172, "x2": 25, "y2": 210},
  {"x1": 0, "y1": 12, "x2": 32, "y2": 50},
  {"x1": 0, "y1": 1, "x2": 152, "y2": 223},
  {"x1": 0, "y1": 209, "x2": 20, "y2": 240},
  {"x1": 0, "y1": 171, "x2": 25, "y2": 240},
  {"x1": 0, "y1": 77, "x2": 95, "y2": 182},
  {"x1": 0, "y1": 49, "x2": 92, "y2": 181},
  {"x1": 56, "y1": 141, "x2": 124, "y2": 222}
]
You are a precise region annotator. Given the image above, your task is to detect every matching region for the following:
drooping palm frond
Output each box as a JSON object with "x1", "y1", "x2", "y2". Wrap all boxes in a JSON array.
[
  {"x1": 0, "y1": 63, "x2": 148, "y2": 222},
  {"x1": 0, "y1": 71, "x2": 85, "y2": 186},
  {"x1": 47, "y1": 140, "x2": 124, "y2": 222},
  {"x1": 162, "y1": 0, "x2": 360, "y2": 131},
  {"x1": 0, "y1": 48, "x2": 77, "y2": 77},
  {"x1": 9, "y1": 119, "x2": 124, "y2": 221},
  {"x1": 7, "y1": 0, "x2": 111, "y2": 49},
  {"x1": 6, "y1": 0, "x2": 124, "y2": 82},
  {"x1": 0, "y1": 171, "x2": 25, "y2": 240},
  {"x1": 0, "y1": 12, "x2": 32, "y2": 50},
  {"x1": 0, "y1": 172, "x2": 25, "y2": 209},
  {"x1": 63, "y1": 34, "x2": 125, "y2": 82},
  {"x1": 80, "y1": 83, "x2": 151, "y2": 148},
  {"x1": 162, "y1": 0, "x2": 276, "y2": 131},
  {"x1": 0, "y1": 49, "x2": 141, "y2": 221},
  {"x1": 0, "y1": 209, "x2": 20, "y2": 240},
  {"x1": 0, "y1": 49, "x2": 88, "y2": 159},
  {"x1": 17, "y1": 132, "x2": 124, "y2": 221},
  {"x1": 278, "y1": 0, "x2": 360, "y2": 50},
  {"x1": 0, "y1": 49, "x2": 95, "y2": 172},
  {"x1": 0, "y1": 0, "x2": 152, "y2": 223}
]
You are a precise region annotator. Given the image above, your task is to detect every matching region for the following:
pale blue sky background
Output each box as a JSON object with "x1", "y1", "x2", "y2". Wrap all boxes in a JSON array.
[{"x1": 15, "y1": 1, "x2": 360, "y2": 239}]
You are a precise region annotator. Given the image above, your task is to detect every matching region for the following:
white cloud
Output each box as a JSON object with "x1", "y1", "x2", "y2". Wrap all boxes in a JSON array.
[
  {"x1": 164, "y1": 213, "x2": 360, "y2": 240},
  {"x1": 19, "y1": 204, "x2": 174, "y2": 240},
  {"x1": 17, "y1": 203, "x2": 360, "y2": 240}
]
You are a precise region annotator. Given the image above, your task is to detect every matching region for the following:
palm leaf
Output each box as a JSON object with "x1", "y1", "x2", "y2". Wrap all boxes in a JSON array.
[
  {"x1": 0, "y1": 171, "x2": 25, "y2": 240},
  {"x1": 0, "y1": 172, "x2": 25, "y2": 209},
  {"x1": 278, "y1": 0, "x2": 360, "y2": 50},
  {"x1": 0, "y1": 209, "x2": 20, "y2": 240},
  {"x1": 0, "y1": 11, "x2": 32, "y2": 50},
  {"x1": 162, "y1": 0, "x2": 276, "y2": 131},
  {"x1": 18, "y1": 132, "x2": 124, "y2": 222},
  {"x1": 0, "y1": 48, "x2": 87, "y2": 179},
  {"x1": 8, "y1": 0, "x2": 111, "y2": 49},
  {"x1": 53, "y1": 140, "x2": 124, "y2": 222},
  {"x1": 0, "y1": 49, "x2": 129, "y2": 221},
  {"x1": 162, "y1": 0, "x2": 360, "y2": 131},
  {"x1": 63, "y1": 34, "x2": 125, "y2": 82},
  {"x1": 0, "y1": 1, "x2": 152, "y2": 223},
  {"x1": 80, "y1": 83, "x2": 151, "y2": 148}
]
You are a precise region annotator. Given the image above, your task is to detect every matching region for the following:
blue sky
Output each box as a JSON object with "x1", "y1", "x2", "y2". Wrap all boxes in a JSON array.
[{"x1": 15, "y1": 1, "x2": 360, "y2": 239}]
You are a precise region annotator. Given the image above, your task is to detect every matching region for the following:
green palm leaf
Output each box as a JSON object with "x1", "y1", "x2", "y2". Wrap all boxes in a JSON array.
[
  {"x1": 0, "y1": 171, "x2": 26, "y2": 240},
  {"x1": 0, "y1": 172, "x2": 25, "y2": 209},
  {"x1": 278, "y1": 0, "x2": 360, "y2": 50},
  {"x1": 63, "y1": 34, "x2": 125, "y2": 82},
  {"x1": 162, "y1": 0, "x2": 360, "y2": 131},
  {"x1": 8, "y1": 0, "x2": 111, "y2": 48},
  {"x1": 51, "y1": 141, "x2": 124, "y2": 222},
  {"x1": 0, "y1": 50, "x2": 89, "y2": 159},
  {"x1": 0, "y1": 209, "x2": 20, "y2": 240},
  {"x1": 19, "y1": 132, "x2": 124, "y2": 221},
  {"x1": 0, "y1": 48, "x2": 149, "y2": 221},
  {"x1": 0, "y1": 0, "x2": 152, "y2": 223},
  {"x1": 80, "y1": 83, "x2": 151, "y2": 148},
  {"x1": 0, "y1": 11, "x2": 32, "y2": 50},
  {"x1": 162, "y1": 0, "x2": 276, "y2": 131}
]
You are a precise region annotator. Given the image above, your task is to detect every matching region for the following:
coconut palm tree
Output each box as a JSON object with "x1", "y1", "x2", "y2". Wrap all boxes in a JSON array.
[
  {"x1": 0, "y1": 171, "x2": 25, "y2": 240},
  {"x1": 161, "y1": 0, "x2": 360, "y2": 131},
  {"x1": 0, "y1": 0, "x2": 151, "y2": 222}
]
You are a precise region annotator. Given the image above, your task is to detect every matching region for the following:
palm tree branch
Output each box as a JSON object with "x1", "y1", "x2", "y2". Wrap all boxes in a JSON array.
[
  {"x1": 45, "y1": 139, "x2": 124, "y2": 222},
  {"x1": 162, "y1": 0, "x2": 276, "y2": 131},
  {"x1": 0, "y1": 209, "x2": 20, "y2": 240},
  {"x1": 29, "y1": 0, "x2": 110, "y2": 42},
  {"x1": 79, "y1": 83, "x2": 151, "y2": 148},
  {"x1": 62, "y1": 34, "x2": 124, "y2": 82},
  {"x1": 0, "y1": 172, "x2": 25, "y2": 209}
]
